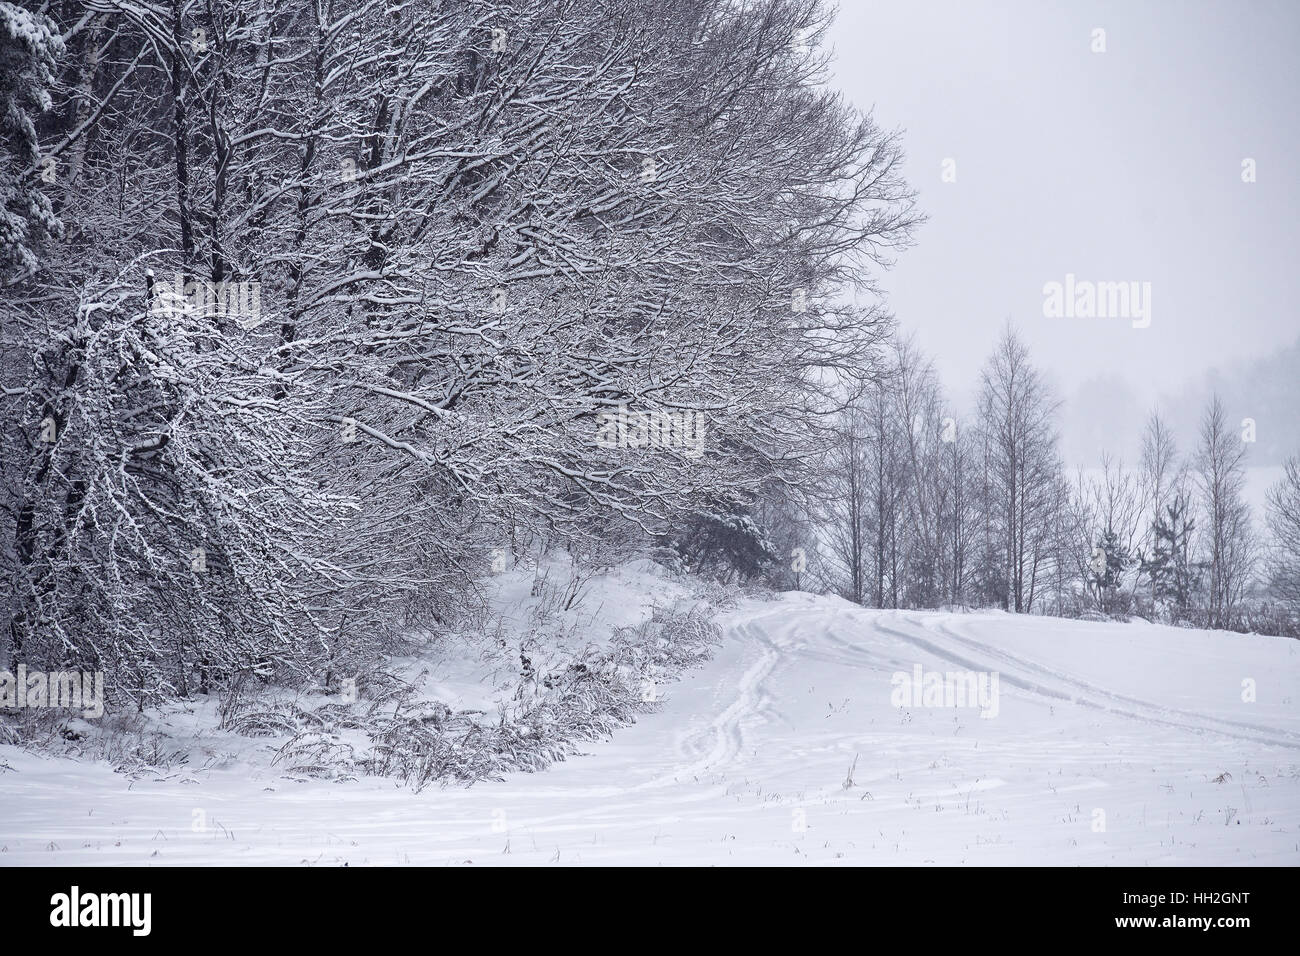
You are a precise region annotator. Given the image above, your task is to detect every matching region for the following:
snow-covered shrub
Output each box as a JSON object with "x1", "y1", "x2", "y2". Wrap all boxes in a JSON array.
[{"x1": 271, "y1": 604, "x2": 720, "y2": 789}]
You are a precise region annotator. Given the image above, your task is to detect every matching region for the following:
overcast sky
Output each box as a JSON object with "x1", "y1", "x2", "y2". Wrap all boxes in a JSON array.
[{"x1": 828, "y1": 0, "x2": 1300, "y2": 451}]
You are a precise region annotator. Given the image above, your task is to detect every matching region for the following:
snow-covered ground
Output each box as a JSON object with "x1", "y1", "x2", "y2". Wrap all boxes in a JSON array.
[{"x1": 3, "y1": 591, "x2": 1298, "y2": 865}]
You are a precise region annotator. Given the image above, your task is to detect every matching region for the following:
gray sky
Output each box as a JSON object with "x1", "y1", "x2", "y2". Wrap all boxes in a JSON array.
[{"x1": 830, "y1": 0, "x2": 1300, "y2": 460}]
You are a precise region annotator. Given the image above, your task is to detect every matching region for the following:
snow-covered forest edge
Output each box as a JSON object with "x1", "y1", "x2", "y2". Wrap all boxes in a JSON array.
[{"x1": 1, "y1": 0, "x2": 1299, "y2": 861}]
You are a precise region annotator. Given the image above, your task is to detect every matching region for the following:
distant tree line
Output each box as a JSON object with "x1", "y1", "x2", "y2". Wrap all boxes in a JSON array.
[{"x1": 752, "y1": 324, "x2": 1300, "y2": 638}]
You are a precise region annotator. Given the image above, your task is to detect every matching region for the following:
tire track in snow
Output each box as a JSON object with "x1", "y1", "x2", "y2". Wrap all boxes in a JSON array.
[
  {"x1": 662, "y1": 620, "x2": 782, "y2": 782},
  {"x1": 823, "y1": 610, "x2": 1300, "y2": 751},
  {"x1": 927, "y1": 616, "x2": 1300, "y2": 748}
]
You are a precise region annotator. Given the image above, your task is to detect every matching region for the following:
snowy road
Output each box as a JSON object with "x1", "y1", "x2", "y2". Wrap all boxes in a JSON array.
[{"x1": 3, "y1": 592, "x2": 1299, "y2": 865}]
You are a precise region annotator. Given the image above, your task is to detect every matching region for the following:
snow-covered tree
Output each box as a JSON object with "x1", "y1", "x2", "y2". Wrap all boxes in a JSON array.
[
  {"x1": 0, "y1": 1, "x2": 62, "y2": 278},
  {"x1": 1140, "y1": 493, "x2": 1198, "y2": 621},
  {"x1": 1194, "y1": 394, "x2": 1256, "y2": 628},
  {"x1": 974, "y1": 325, "x2": 1064, "y2": 613},
  {"x1": 1264, "y1": 454, "x2": 1300, "y2": 605},
  {"x1": 1, "y1": 0, "x2": 920, "y2": 704}
]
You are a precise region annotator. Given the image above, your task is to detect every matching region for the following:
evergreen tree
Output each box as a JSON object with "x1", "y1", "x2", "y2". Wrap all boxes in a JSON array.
[
  {"x1": 0, "y1": 2, "x2": 62, "y2": 277},
  {"x1": 1088, "y1": 527, "x2": 1129, "y2": 614},
  {"x1": 1140, "y1": 494, "x2": 1197, "y2": 621},
  {"x1": 672, "y1": 496, "x2": 779, "y2": 585},
  {"x1": 1265, "y1": 455, "x2": 1300, "y2": 604}
]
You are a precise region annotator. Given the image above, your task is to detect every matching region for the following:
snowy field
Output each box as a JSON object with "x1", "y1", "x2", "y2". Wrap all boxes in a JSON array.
[{"x1": 2, "y1": 589, "x2": 1298, "y2": 866}]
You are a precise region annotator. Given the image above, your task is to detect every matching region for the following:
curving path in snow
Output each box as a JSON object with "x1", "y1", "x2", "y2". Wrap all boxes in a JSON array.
[{"x1": 2, "y1": 592, "x2": 1298, "y2": 865}]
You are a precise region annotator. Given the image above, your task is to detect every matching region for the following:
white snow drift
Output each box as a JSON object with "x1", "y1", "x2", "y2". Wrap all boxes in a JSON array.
[{"x1": 2, "y1": 590, "x2": 1298, "y2": 865}]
